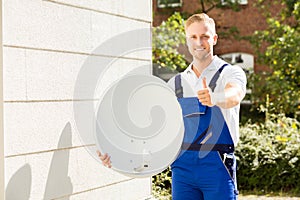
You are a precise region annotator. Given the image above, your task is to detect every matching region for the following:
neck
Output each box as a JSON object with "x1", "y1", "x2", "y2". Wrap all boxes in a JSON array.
[{"x1": 192, "y1": 55, "x2": 214, "y2": 78}]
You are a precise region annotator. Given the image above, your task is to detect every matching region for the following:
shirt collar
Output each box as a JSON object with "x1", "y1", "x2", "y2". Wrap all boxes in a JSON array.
[
  {"x1": 185, "y1": 56, "x2": 225, "y2": 74},
  {"x1": 185, "y1": 63, "x2": 194, "y2": 74},
  {"x1": 206, "y1": 56, "x2": 225, "y2": 71}
]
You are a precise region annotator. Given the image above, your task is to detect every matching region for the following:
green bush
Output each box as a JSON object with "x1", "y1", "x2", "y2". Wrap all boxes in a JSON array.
[
  {"x1": 152, "y1": 167, "x2": 172, "y2": 199},
  {"x1": 152, "y1": 114, "x2": 300, "y2": 197},
  {"x1": 236, "y1": 114, "x2": 300, "y2": 195}
]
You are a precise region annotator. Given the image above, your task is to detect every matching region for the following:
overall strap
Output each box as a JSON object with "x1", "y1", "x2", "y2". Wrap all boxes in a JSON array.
[
  {"x1": 209, "y1": 63, "x2": 228, "y2": 92},
  {"x1": 175, "y1": 74, "x2": 183, "y2": 98},
  {"x1": 189, "y1": 63, "x2": 229, "y2": 147},
  {"x1": 181, "y1": 143, "x2": 234, "y2": 153},
  {"x1": 181, "y1": 63, "x2": 233, "y2": 153}
]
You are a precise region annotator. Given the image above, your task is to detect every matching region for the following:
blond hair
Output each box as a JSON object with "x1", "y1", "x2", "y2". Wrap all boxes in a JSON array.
[{"x1": 185, "y1": 13, "x2": 216, "y2": 34}]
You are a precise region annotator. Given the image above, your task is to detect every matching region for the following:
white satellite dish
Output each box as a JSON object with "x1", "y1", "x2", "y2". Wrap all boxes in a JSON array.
[{"x1": 95, "y1": 74, "x2": 184, "y2": 177}]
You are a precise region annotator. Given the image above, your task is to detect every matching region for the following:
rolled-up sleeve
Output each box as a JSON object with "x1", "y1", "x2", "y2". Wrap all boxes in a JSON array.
[{"x1": 223, "y1": 65, "x2": 247, "y2": 94}]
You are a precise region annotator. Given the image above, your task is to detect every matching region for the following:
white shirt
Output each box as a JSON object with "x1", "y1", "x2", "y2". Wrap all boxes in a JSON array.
[{"x1": 168, "y1": 56, "x2": 247, "y2": 146}]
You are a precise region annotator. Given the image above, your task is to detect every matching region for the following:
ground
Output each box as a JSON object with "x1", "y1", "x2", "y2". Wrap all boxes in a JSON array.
[
  {"x1": 239, "y1": 195, "x2": 300, "y2": 200},
  {"x1": 149, "y1": 195, "x2": 300, "y2": 200}
]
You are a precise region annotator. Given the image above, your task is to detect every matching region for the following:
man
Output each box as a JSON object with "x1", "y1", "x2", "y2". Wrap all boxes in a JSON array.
[{"x1": 99, "y1": 13, "x2": 246, "y2": 200}]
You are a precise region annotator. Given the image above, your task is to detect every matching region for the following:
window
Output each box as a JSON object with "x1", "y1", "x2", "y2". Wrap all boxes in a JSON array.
[
  {"x1": 220, "y1": 52, "x2": 253, "y2": 104},
  {"x1": 220, "y1": 52, "x2": 253, "y2": 72},
  {"x1": 221, "y1": 0, "x2": 248, "y2": 5},
  {"x1": 157, "y1": 0, "x2": 182, "y2": 8}
]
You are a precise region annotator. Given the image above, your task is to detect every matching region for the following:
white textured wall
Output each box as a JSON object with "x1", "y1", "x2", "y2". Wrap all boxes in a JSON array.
[
  {"x1": 3, "y1": 0, "x2": 152, "y2": 199},
  {"x1": 0, "y1": 0, "x2": 4, "y2": 199}
]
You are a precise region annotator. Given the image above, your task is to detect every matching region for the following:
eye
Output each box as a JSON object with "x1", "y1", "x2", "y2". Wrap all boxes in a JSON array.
[{"x1": 201, "y1": 35, "x2": 210, "y2": 40}]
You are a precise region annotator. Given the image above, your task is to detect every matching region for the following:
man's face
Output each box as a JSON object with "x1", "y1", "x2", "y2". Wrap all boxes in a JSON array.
[{"x1": 185, "y1": 21, "x2": 217, "y2": 61}]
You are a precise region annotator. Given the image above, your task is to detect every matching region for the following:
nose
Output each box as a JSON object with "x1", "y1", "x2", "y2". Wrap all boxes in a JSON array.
[{"x1": 195, "y1": 37, "x2": 202, "y2": 46}]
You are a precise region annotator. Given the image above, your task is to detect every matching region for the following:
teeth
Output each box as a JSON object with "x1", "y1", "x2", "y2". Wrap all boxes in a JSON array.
[{"x1": 195, "y1": 48, "x2": 204, "y2": 51}]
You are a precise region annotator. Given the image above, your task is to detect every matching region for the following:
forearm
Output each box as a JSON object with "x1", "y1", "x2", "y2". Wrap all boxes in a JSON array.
[{"x1": 211, "y1": 83, "x2": 245, "y2": 109}]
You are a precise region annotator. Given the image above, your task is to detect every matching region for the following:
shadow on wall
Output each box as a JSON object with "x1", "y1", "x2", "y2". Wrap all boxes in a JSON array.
[
  {"x1": 43, "y1": 122, "x2": 73, "y2": 199},
  {"x1": 6, "y1": 164, "x2": 32, "y2": 200},
  {"x1": 6, "y1": 122, "x2": 74, "y2": 200}
]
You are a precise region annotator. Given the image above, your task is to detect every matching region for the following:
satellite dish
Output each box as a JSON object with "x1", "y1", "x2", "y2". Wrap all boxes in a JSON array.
[{"x1": 95, "y1": 74, "x2": 184, "y2": 177}]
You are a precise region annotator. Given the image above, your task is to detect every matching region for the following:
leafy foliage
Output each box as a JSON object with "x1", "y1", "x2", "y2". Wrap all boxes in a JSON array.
[
  {"x1": 152, "y1": 12, "x2": 188, "y2": 72},
  {"x1": 249, "y1": 0, "x2": 300, "y2": 116},
  {"x1": 152, "y1": 167, "x2": 172, "y2": 199},
  {"x1": 152, "y1": 114, "x2": 300, "y2": 198},
  {"x1": 236, "y1": 114, "x2": 300, "y2": 194}
]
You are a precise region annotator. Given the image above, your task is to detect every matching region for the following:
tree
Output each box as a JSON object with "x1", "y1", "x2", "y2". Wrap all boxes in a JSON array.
[
  {"x1": 249, "y1": 0, "x2": 300, "y2": 116},
  {"x1": 152, "y1": 12, "x2": 187, "y2": 72}
]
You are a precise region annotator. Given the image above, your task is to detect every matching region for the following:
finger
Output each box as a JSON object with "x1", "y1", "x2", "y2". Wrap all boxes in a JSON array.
[
  {"x1": 197, "y1": 90, "x2": 207, "y2": 96},
  {"x1": 97, "y1": 151, "x2": 112, "y2": 168},
  {"x1": 197, "y1": 94, "x2": 205, "y2": 101},
  {"x1": 101, "y1": 153, "x2": 109, "y2": 161},
  {"x1": 106, "y1": 163, "x2": 112, "y2": 168},
  {"x1": 98, "y1": 151, "x2": 108, "y2": 161},
  {"x1": 103, "y1": 156, "x2": 112, "y2": 167},
  {"x1": 96, "y1": 150, "x2": 101, "y2": 157},
  {"x1": 103, "y1": 155, "x2": 110, "y2": 163},
  {"x1": 97, "y1": 150, "x2": 105, "y2": 160},
  {"x1": 202, "y1": 77, "x2": 208, "y2": 89}
]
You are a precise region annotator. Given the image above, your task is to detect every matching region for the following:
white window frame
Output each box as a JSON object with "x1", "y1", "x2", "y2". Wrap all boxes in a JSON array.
[
  {"x1": 221, "y1": 0, "x2": 248, "y2": 5},
  {"x1": 220, "y1": 52, "x2": 253, "y2": 104},
  {"x1": 157, "y1": 0, "x2": 182, "y2": 8}
]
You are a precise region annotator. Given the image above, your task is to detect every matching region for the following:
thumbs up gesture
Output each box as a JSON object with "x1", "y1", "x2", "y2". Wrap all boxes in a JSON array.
[{"x1": 197, "y1": 77, "x2": 214, "y2": 107}]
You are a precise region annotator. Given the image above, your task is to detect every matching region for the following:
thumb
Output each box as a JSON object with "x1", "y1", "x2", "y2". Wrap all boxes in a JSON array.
[{"x1": 202, "y1": 77, "x2": 208, "y2": 89}]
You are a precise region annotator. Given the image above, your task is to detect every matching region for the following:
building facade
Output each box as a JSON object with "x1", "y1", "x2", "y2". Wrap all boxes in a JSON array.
[
  {"x1": 3, "y1": 0, "x2": 152, "y2": 199},
  {"x1": 153, "y1": 0, "x2": 281, "y2": 72}
]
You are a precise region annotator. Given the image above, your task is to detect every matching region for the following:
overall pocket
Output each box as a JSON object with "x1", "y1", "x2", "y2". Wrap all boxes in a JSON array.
[{"x1": 217, "y1": 151, "x2": 239, "y2": 195}]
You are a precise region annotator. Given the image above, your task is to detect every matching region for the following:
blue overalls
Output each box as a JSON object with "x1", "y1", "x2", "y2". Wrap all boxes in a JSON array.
[{"x1": 171, "y1": 64, "x2": 238, "y2": 200}]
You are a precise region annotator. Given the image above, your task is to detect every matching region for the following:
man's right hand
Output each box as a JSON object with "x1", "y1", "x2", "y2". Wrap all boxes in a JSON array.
[{"x1": 97, "y1": 150, "x2": 112, "y2": 168}]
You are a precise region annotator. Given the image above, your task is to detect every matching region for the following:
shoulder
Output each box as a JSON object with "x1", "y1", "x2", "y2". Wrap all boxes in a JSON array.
[
  {"x1": 224, "y1": 63, "x2": 245, "y2": 72},
  {"x1": 167, "y1": 73, "x2": 181, "y2": 91},
  {"x1": 222, "y1": 64, "x2": 247, "y2": 92},
  {"x1": 222, "y1": 64, "x2": 246, "y2": 79},
  {"x1": 214, "y1": 57, "x2": 244, "y2": 74},
  {"x1": 212, "y1": 56, "x2": 246, "y2": 78},
  {"x1": 222, "y1": 64, "x2": 245, "y2": 77},
  {"x1": 212, "y1": 57, "x2": 247, "y2": 90},
  {"x1": 167, "y1": 66, "x2": 191, "y2": 87}
]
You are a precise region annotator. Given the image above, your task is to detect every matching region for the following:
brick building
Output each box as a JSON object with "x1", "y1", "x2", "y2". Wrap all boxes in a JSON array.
[{"x1": 153, "y1": 0, "x2": 282, "y2": 72}]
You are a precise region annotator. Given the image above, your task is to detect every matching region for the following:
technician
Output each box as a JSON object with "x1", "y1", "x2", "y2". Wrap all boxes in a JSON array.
[{"x1": 99, "y1": 13, "x2": 247, "y2": 200}]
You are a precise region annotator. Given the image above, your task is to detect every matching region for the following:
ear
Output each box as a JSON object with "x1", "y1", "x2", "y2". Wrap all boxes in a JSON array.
[{"x1": 213, "y1": 34, "x2": 218, "y2": 45}]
